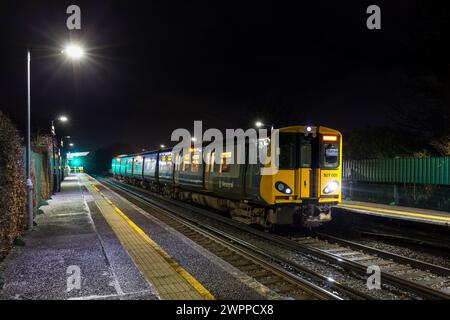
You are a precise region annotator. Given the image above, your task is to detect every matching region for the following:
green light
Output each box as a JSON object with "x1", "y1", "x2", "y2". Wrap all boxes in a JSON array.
[{"x1": 70, "y1": 157, "x2": 83, "y2": 167}]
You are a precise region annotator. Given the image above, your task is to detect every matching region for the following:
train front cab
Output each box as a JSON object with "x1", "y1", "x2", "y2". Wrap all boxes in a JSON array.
[{"x1": 260, "y1": 126, "x2": 342, "y2": 228}]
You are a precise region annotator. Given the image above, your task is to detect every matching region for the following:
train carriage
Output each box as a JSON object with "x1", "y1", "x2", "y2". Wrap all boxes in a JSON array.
[{"x1": 112, "y1": 125, "x2": 342, "y2": 228}]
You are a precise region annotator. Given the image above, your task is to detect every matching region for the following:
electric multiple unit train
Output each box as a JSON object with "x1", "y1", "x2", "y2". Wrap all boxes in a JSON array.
[{"x1": 111, "y1": 125, "x2": 342, "y2": 228}]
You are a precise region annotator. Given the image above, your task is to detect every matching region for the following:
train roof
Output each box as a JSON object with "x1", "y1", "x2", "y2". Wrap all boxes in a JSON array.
[{"x1": 113, "y1": 124, "x2": 342, "y2": 159}]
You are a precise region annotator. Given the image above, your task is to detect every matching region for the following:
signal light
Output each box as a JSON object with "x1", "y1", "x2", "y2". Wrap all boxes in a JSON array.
[{"x1": 323, "y1": 135, "x2": 338, "y2": 142}]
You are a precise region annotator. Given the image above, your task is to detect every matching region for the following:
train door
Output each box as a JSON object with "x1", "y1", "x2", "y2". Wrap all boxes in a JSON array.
[
  {"x1": 204, "y1": 150, "x2": 215, "y2": 191},
  {"x1": 299, "y1": 137, "x2": 312, "y2": 198}
]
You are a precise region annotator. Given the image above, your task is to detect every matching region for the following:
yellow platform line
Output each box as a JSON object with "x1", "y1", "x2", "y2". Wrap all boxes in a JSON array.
[
  {"x1": 89, "y1": 183, "x2": 214, "y2": 300},
  {"x1": 340, "y1": 204, "x2": 450, "y2": 222}
]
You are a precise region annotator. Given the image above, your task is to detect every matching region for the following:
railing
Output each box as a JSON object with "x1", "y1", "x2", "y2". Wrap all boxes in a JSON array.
[
  {"x1": 342, "y1": 157, "x2": 450, "y2": 211},
  {"x1": 343, "y1": 157, "x2": 450, "y2": 185}
]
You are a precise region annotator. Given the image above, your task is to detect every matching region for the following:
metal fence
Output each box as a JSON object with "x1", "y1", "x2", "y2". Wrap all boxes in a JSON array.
[
  {"x1": 343, "y1": 157, "x2": 450, "y2": 186},
  {"x1": 342, "y1": 157, "x2": 450, "y2": 211}
]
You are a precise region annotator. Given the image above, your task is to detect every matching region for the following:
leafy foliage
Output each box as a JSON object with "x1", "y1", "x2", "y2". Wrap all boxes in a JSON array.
[{"x1": 0, "y1": 111, "x2": 26, "y2": 258}]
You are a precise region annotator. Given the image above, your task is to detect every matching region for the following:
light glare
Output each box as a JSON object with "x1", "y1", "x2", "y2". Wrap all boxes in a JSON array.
[{"x1": 63, "y1": 44, "x2": 85, "y2": 59}]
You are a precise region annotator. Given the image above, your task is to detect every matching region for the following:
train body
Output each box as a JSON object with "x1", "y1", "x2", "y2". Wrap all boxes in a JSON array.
[{"x1": 112, "y1": 125, "x2": 342, "y2": 228}]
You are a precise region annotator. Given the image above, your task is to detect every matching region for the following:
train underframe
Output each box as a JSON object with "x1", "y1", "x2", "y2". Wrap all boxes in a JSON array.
[{"x1": 116, "y1": 176, "x2": 333, "y2": 229}]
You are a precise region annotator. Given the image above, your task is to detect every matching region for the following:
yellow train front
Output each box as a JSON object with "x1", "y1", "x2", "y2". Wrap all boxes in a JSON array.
[
  {"x1": 259, "y1": 125, "x2": 342, "y2": 228},
  {"x1": 112, "y1": 125, "x2": 342, "y2": 229}
]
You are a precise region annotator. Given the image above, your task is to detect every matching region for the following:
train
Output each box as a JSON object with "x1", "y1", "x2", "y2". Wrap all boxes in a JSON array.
[{"x1": 111, "y1": 125, "x2": 342, "y2": 228}]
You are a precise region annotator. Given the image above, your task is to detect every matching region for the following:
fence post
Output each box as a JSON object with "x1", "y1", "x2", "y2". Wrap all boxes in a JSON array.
[
  {"x1": 348, "y1": 181, "x2": 353, "y2": 200},
  {"x1": 393, "y1": 184, "x2": 399, "y2": 205}
]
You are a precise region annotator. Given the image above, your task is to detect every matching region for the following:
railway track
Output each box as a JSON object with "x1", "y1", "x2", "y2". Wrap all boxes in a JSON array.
[
  {"x1": 96, "y1": 176, "x2": 450, "y2": 300},
  {"x1": 94, "y1": 177, "x2": 357, "y2": 300},
  {"x1": 293, "y1": 233, "x2": 450, "y2": 298}
]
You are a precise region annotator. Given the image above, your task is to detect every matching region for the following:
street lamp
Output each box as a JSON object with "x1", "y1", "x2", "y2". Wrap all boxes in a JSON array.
[
  {"x1": 61, "y1": 44, "x2": 85, "y2": 60},
  {"x1": 25, "y1": 44, "x2": 85, "y2": 230},
  {"x1": 69, "y1": 143, "x2": 74, "y2": 147},
  {"x1": 254, "y1": 121, "x2": 274, "y2": 131},
  {"x1": 160, "y1": 144, "x2": 165, "y2": 149}
]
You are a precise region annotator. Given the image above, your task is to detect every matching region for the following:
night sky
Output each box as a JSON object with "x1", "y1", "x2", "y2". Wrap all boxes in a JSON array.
[{"x1": 1, "y1": 1, "x2": 449, "y2": 153}]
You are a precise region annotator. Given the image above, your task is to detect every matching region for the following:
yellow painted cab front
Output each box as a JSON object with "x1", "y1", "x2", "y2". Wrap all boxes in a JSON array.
[{"x1": 260, "y1": 125, "x2": 342, "y2": 227}]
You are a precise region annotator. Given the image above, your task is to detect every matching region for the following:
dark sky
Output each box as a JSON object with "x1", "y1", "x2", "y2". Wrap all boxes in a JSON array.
[{"x1": 1, "y1": 1, "x2": 449, "y2": 153}]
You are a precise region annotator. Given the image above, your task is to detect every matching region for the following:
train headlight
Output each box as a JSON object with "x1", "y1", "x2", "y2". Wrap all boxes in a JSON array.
[
  {"x1": 323, "y1": 181, "x2": 339, "y2": 194},
  {"x1": 275, "y1": 182, "x2": 293, "y2": 195}
]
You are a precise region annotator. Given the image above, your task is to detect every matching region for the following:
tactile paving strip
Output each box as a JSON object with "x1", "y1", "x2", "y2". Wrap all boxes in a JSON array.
[{"x1": 83, "y1": 179, "x2": 214, "y2": 300}]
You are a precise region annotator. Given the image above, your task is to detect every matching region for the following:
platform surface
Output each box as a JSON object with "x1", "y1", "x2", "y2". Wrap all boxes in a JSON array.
[
  {"x1": 84, "y1": 180, "x2": 211, "y2": 300},
  {"x1": 338, "y1": 200, "x2": 450, "y2": 226},
  {"x1": 0, "y1": 174, "x2": 270, "y2": 300}
]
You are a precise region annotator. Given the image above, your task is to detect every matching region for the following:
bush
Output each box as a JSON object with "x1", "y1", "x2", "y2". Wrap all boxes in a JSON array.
[{"x1": 0, "y1": 111, "x2": 26, "y2": 258}]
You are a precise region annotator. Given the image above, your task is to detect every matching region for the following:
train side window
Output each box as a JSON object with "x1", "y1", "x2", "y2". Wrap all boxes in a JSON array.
[
  {"x1": 279, "y1": 133, "x2": 297, "y2": 169},
  {"x1": 182, "y1": 153, "x2": 190, "y2": 171},
  {"x1": 220, "y1": 152, "x2": 232, "y2": 173},
  {"x1": 257, "y1": 138, "x2": 269, "y2": 168},
  {"x1": 174, "y1": 153, "x2": 181, "y2": 171},
  {"x1": 191, "y1": 152, "x2": 200, "y2": 173}
]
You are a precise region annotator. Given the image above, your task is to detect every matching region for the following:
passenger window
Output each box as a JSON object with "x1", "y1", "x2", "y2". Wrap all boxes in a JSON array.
[
  {"x1": 220, "y1": 152, "x2": 232, "y2": 173},
  {"x1": 191, "y1": 152, "x2": 200, "y2": 173},
  {"x1": 183, "y1": 154, "x2": 190, "y2": 171}
]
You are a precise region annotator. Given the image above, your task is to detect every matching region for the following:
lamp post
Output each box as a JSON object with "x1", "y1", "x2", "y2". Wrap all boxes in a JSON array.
[
  {"x1": 25, "y1": 44, "x2": 85, "y2": 230},
  {"x1": 26, "y1": 50, "x2": 33, "y2": 231}
]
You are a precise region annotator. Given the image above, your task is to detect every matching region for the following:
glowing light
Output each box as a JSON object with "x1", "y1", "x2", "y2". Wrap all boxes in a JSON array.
[
  {"x1": 191, "y1": 137, "x2": 197, "y2": 142},
  {"x1": 328, "y1": 181, "x2": 339, "y2": 192},
  {"x1": 58, "y1": 116, "x2": 68, "y2": 122},
  {"x1": 160, "y1": 144, "x2": 165, "y2": 148},
  {"x1": 323, "y1": 181, "x2": 340, "y2": 194},
  {"x1": 62, "y1": 44, "x2": 85, "y2": 59},
  {"x1": 306, "y1": 126, "x2": 312, "y2": 132},
  {"x1": 285, "y1": 188, "x2": 292, "y2": 194},
  {"x1": 69, "y1": 143, "x2": 74, "y2": 147},
  {"x1": 255, "y1": 121, "x2": 263, "y2": 128},
  {"x1": 323, "y1": 135, "x2": 338, "y2": 142},
  {"x1": 327, "y1": 277, "x2": 336, "y2": 283}
]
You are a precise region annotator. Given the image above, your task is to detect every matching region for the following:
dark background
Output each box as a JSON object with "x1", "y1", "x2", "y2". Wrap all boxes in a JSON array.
[{"x1": 1, "y1": 1, "x2": 449, "y2": 156}]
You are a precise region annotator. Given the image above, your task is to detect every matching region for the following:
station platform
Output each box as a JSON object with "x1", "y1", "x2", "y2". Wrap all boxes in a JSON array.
[
  {"x1": 337, "y1": 200, "x2": 450, "y2": 227},
  {"x1": 0, "y1": 174, "x2": 270, "y2": 300}
]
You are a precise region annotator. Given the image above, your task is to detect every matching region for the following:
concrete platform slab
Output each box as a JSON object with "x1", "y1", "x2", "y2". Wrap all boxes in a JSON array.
[
  {"x1": 338, "y1": 200, "x2": 450, "y2": 227},
  {"x1": 0, "y1": 175, "x2": 156, "y2": 300}
]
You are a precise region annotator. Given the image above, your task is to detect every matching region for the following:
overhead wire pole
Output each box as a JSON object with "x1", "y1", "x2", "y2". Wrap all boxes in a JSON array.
[{"x1": 26, "y1": 50, "x2": 34, "y2": 231}]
